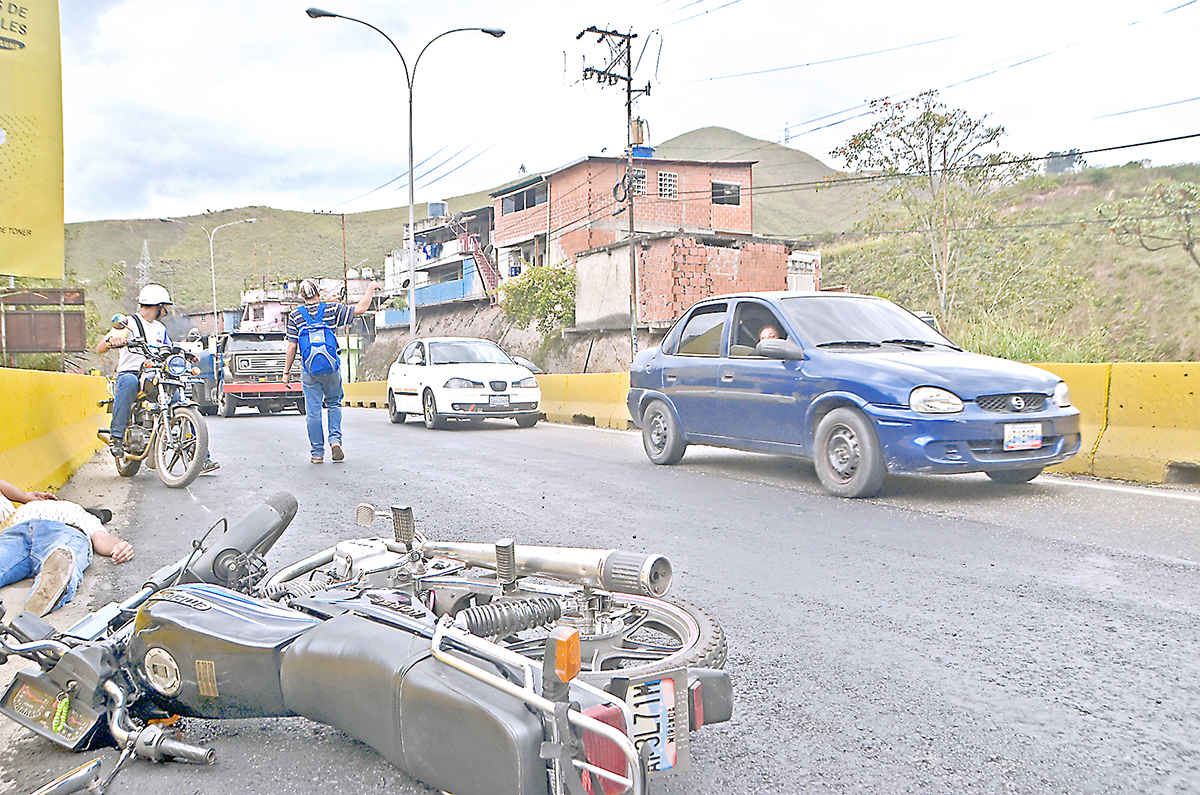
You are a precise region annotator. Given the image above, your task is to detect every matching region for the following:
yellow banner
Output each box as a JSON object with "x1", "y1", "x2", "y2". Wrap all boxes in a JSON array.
[{"x1": 0, "y1": 0, "x2": 63, "y2": 279}]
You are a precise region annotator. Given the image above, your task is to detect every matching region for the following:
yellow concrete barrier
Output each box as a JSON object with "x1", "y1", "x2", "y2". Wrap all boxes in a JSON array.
[
  {"x1": 7, "y1": 363, "x2": 1200, "y2": 488},
  {"x1": 1035, "y1": 362, "x2": 1110, "y2": 476},
  {"x1": 1093, "y1": 362, "x2": 1200, "y2": 482},
  {"x1": 343, "y1": 381, "x2": 387, "y2": 408},
  {"x1": 0, "y1": 370, "x2": 110, "y2": 492}
]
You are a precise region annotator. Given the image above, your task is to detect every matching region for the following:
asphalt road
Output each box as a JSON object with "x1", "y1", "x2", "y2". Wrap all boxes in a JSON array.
[{"x1": 3, "y1": 407, "x2": 1200, "y2": 794}]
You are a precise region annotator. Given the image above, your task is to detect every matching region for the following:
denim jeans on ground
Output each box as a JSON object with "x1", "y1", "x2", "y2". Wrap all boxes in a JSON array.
[
  {"x1": 0, "y1": 519, "x2": 94, "y2": 612},
  {"x1": 302, "y1": 370, "x2": 344, "y2": 457},
  {"x1": 109, "y1": 371, "x2": 140, "y2": 439}
]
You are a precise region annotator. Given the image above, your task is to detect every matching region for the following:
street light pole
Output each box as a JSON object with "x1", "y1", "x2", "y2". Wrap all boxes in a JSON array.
[
  {"x1": 161, "y1": 217, "x2": 256, "y2": 335},
  {"x1": 306, "y1": 8, "x2": 503, "y2": 335}
]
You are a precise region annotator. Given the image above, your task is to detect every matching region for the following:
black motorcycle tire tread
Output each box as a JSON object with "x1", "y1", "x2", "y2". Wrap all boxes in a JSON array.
[
  {"x1": 154, "y1": 406, "x2": 209, "y2": 488},
  {"x1": 577, "y1": 595, "x2": 727, "y2": 683}
]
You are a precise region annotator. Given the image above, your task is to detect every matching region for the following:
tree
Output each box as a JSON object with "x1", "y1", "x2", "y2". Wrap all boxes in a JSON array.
[
  {"x1": 831, "y1": 91, "x2": 1034, "y2": 329},
  {"x1": 1099, "y1": 182, "x2": 1199, "y2": 269},
  {"x1": 499, "y1": 261, "x2": 576, "y2": 337}
]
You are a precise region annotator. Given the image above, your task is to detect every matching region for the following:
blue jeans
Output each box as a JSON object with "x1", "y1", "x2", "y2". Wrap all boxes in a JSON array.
[
  {"x1": 109, "y1": 371, "x2": 141, "y2": 440},
  {"x1": 0, "y1": 519, "x2": 94, "y2": 612},
  {"x1": 302, "y1": 370, "x2": 344, "y2": 457}
]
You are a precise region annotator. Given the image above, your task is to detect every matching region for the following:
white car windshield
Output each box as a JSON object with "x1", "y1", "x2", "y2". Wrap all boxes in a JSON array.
[
  {"x1": 428, "y1": 341, "x2": 513, "y2": 365},
  {"x1": 777, "y1": 296, "x2": 957, "y2": 349}
]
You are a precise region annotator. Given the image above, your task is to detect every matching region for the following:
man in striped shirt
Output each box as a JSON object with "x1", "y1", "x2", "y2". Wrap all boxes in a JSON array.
[{"x1": 0, "y1": 480, "x2": 133, "y2": 618}]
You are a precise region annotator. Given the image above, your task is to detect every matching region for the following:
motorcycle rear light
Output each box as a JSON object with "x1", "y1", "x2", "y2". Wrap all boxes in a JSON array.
[{"x1": 581, "y1": 703, "x2": 627, "y2": 795}]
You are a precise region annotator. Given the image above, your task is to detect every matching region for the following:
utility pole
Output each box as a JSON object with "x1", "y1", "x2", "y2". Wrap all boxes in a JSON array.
[{"x1": 579, "y1": 25, "x2": 650, "y2": 357}]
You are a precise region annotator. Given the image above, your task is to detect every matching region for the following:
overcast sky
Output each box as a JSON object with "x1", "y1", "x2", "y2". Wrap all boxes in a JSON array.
[{"x1": 58, "y1": 0, "x2": 1200, "y2": 224}]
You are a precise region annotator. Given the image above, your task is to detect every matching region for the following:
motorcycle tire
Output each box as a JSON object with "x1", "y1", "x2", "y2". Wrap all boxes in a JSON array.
[
  {"x1": 115, "y1": 454, "x2": 141, "y2": 477},
  {"x1": 505, "y1": 592, "x2": 727, "y2": 682},
  {"x1": 154, "y1": 406, "x2": 209, "y2": 488}
]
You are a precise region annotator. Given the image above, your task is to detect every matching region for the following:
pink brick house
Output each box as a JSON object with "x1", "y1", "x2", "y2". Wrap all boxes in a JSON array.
[{"x1": 490, "y1": 155, "x2": 797, "y2": 331}]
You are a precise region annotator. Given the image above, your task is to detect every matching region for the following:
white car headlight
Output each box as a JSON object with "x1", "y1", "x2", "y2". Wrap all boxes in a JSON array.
[
  {"x1": 444, "y1": 377, "x2": 483, "y2": 389},
  {"x1": 514, "y1": 376, "x2": 539, "y2": 389},
  {"x1": 1053, "y1": 380, "x2": 1072, "y2": 408},
  {"x1": 910, "y1": 386, "x2": 963, "y2": 414}
]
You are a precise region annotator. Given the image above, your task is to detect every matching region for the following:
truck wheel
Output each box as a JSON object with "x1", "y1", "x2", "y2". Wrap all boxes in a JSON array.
[
  {"x1": 218, "y1": 392, "x2": 238, "y2": 418},
  {"x1": 295, "y1": 399, "x2": 306, "y2": 416}
]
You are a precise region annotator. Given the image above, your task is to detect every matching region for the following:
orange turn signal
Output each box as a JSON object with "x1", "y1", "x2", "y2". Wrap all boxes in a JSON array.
[{"x1": 550, "y1": 626, "x2": 581, "y2": 683}]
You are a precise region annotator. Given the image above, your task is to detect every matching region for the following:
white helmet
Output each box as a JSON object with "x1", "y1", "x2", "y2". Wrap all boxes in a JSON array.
[{"x1": 138, "y1": 284, "x2": 174, "y2": 306}]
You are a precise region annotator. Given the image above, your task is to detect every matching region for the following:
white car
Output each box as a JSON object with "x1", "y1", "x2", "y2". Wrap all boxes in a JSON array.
[{"x1": 386, "y1": 337, "x2": 542, "y2": 429}]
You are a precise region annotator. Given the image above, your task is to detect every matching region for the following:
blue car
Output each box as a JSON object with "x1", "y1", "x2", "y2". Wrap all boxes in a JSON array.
[{"x1": 627, "y1": 291, "x2": 1082, "y2": 498}]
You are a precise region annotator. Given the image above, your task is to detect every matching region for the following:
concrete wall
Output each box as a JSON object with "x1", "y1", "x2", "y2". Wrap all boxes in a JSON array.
[
  {"x1": 0, "y1": 370, "x2": 109, "y2": 492},
  {"x1": 9, "y1": 364, "x2": 1200, "y2": 489}
]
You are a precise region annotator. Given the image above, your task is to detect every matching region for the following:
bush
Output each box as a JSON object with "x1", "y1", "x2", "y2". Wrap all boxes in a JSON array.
[{"x1": 500, "y1": 262, "x2": 576, "y2": 337}]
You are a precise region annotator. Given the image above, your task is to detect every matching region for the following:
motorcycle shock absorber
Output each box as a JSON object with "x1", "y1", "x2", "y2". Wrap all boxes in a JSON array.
[{"x1": 456, "y1": 595, "x2": 562, "y2": 638}]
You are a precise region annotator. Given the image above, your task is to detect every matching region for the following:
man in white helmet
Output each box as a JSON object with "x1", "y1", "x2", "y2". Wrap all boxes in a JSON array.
[{"x1": 96, "y1": 285, "x2": 219, "y2": 475}]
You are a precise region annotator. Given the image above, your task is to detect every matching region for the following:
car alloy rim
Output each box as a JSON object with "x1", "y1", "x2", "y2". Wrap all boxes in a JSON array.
[
  {"x1": 826, "y1": 424, "x2": 860, "y2": 483},
  {"x1": 424, "y1": 395, "x2": 433, "y2": 423}
]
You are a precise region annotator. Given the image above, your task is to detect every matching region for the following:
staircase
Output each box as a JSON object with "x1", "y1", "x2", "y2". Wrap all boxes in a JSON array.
[{"x1": 463, "y1": 233, "x2": 502, "y2": 305}]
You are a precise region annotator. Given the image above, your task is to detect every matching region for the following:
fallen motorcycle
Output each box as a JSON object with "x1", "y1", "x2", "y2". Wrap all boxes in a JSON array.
[
  {"x1": 97, "y1": 337, "x2": 210, "y2": 489},
  {"x1": 0, "y1": 493, "x2": 732, "y2": 795}
]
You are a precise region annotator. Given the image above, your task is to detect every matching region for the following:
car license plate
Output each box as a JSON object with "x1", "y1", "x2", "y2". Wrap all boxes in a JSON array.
[
  {"x1": 625, "y1": 669, "x2": 689, "y2": 775},
  {"x1": 489, "y1": 394, "x2": 509, "y2": 407},
  {"x1": 1003, "y1": 422, "x2": 1043, "y2": 451}
]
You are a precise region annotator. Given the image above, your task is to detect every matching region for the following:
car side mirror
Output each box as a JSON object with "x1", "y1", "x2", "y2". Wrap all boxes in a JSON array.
[
  {"x1": 755, "y1": 338, "x2": 805, "y2": 360},
  {"x1": 406, "y1": 356, "x2": 423, "y2": 366}
]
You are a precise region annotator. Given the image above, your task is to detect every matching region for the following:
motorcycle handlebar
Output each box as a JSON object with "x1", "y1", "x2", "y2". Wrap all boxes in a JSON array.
[{"x1": 155, "y1": 734, "x2": 217, "y2": 765}]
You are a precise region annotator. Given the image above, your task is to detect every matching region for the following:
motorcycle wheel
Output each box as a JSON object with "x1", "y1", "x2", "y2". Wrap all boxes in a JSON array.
[
  {"x1": 154, "y1": 406, "x2": 209, "y2": 488},
  {"x1": 504, "y1": 593, "x2": 727, "y2": 682},
  {"x1": 115, "y1": 454, "x2": 141, "y2": 477}
]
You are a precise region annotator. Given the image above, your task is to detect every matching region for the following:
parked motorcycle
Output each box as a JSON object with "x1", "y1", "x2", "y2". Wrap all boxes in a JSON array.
[
  {"x1": 97, "y1": 338, "x2": 210, "y2": 489},
  {"x1": 0, "y1": 493, "x2": 732, "y2": 795}
]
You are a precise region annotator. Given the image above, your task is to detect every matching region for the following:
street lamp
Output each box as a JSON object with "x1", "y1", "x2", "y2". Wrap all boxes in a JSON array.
[
  {"x1": 161, "y1": 217, "x2": 256, "y2": 335},
  {"x1": 306, "y1": 8, "x2": 503, "y2": 333}
]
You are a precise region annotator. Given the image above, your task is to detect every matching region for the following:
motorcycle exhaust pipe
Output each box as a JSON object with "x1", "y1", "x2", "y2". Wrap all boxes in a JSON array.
[{"x1": 418, "y1": 540, "x2": 673, "y2": 598}]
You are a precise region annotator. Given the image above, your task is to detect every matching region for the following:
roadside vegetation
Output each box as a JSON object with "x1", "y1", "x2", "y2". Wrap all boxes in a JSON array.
[{"x1": 824, "y1": 92, "x2": 1200, "y2": 362}]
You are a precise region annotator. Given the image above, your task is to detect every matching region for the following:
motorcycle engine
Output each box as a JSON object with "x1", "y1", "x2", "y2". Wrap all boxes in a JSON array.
[{"x1": 127, "y1": 426, "x2": 148, "y2": 454}]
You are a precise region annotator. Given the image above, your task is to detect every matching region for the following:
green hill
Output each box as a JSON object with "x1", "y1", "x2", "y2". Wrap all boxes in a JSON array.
[{"x1": 39, "y1": 129, "x2": 1200, "y2": 367}]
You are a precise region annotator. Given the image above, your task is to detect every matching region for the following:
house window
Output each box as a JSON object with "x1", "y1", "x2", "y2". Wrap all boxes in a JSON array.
[
  {"x1": 658, "y1": 171, "x2": 678, "y2": 199},
  {"x1": 630, "y1": 168, "x2": 647, "y2": 196},
  {"x1": 501, "y1": 182, "x2": 548, "y2": 214},
  {"x1": 712, "y1": 181, "x2": 741, "y2": 206}
]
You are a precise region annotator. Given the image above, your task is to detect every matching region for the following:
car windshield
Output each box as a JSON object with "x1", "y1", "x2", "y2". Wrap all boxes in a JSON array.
[
  {"x1": 777, "y1": 296, "x2": 956, "y2": 349},
  {"x1": 428, "y1": 341, "x2": 513, "y2": 365}
]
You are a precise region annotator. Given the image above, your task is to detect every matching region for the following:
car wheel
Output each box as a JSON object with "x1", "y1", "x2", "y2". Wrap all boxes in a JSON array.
[
  {"x1": 388, "y1": 390, "x2": 406, "y2": 424},
  {"x1": 218, "y1": 391, "x2": 237, "y2": 418},
  {"x1": 813, "y1": 407, "x2": 886, "y2": 498},
  {"x1": 516, "y1": 413, "x2": 538, "y2": 428},
  {"x1": 641, "y1": 400, "x2": 686, "y2": 465},
  {"x1": 986, "y1": 467, "x2": 1043, "y2": 484},
  {"x1": 422, "y1": 390, "x2": 446, "y2": 430}
]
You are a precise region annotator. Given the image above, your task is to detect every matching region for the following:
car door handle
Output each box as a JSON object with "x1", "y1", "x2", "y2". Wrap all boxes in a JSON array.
[
  {"x1": 721, "y1": 373, "x2": 734, "y2": 382},
  {"x1": 665, "y1": 373, "x2": 677, "y2": 382}
]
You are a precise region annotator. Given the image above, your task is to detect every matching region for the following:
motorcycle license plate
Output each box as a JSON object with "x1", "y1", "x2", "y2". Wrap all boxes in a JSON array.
[
  {"x1": 1003, "y1": 422, "x2": 1043, "y2": 451},
  {"x1": 489, "y1": 394, "x2": 509, "y2": 407},
  {"x1": 624, "y1": 669, "x2": 690, "y2": 775}
]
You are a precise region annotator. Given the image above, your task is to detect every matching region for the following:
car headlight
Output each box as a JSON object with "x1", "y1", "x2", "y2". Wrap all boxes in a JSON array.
[
  {"x1": 166, "y1": 355, "x2": 188, "y2": 377},
  {"x1": 514, "y1": 376, "x2": 539, "y2": 389},
  {"x1": 444, "y1": 377, "x2": 484, "y2": 389},
  {"x1": 909, "y1": 386, "x2": 963, "y2": 414},
  {"x1": 1053, "y1": 380, "x2": 1072, "y2": 408}
]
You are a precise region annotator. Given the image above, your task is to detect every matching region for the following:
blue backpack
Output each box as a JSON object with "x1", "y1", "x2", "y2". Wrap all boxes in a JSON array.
[{"x1": 296, "y1": 303, "x2": 339, "y2": 375}]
